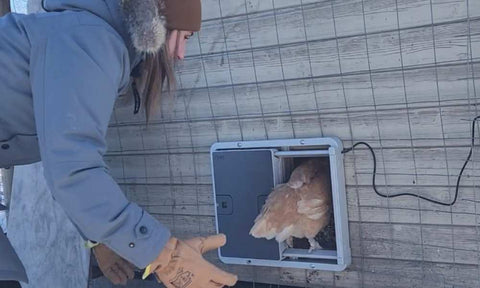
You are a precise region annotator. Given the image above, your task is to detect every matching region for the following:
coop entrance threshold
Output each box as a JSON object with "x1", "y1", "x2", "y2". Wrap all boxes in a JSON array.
[{"x1": 282, "y1": 248, "x2": 337, "y2": 260}]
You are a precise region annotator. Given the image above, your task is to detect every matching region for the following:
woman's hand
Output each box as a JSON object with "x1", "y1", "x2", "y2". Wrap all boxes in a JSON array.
[
  {"x1": 167, "y1": 30, "x2": 193, "y2": 60},
  {"x1": 145, "y1": 234, "x2": 238, "y2": 288},
  {"x1": 93, "y1": 243, "x2": 135, "y2": 286}
]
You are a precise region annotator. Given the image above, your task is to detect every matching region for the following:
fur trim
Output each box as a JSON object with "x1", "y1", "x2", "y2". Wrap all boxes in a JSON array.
[{"x1": 121, "y1": 0, "x2": 167, "y2": 54}]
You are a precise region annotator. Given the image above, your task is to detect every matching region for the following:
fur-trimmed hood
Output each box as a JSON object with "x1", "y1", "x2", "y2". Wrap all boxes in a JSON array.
[
  {"x1": 120, "y1": 0, "x2": 167, "y2": 54},
  {"x1": 43, "y1": 0, "x2": 167, "y2": 54}
]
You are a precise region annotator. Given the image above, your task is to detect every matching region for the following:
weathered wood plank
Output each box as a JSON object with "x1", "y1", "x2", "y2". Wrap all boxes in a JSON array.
[
  {"x1": 109, "y1": 104, "x2": 480, "y2": 151},
  {"x1": 117, "y1": 181, "x2": 479, "y2": 229},
  {"x1": 351, "y1": 185, "x2": 479, "y2": 225},
  {"x1": 360, "y1": 258, "x2": 478, "y2": 288},
  {"x1": 108, "y1": 104, "x2": 480, "y2": 157},
  {"x1": 119, "y1": 177, "x2": 480, "y2": 225},
  {"x1": 181, "y1": 19, "x2": 480, "y2": 90},
  {"x1": 349, "y1": 222, "x2": 479, "y2": 265},
  {"x1": 122, "y1": 184, "x2": 215, "y2": 216},
  {"x1": 196, "y1": 0, "x2": 479, "y2": 51},
  {"x1": 209, "y1": 257, "x2": 480, "y2": 288},
  {"x1": 105, "y1": 144, "x2": 480, "y2": 189},
  {"x1": 112, "y1": 62, "x2": 480, "y2": 126}
]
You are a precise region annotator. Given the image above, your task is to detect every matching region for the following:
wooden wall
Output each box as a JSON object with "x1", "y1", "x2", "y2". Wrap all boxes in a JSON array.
[
  {"x1": 0, "y1": 0, "x2": 10, "y2": 16},
  {"x1": 104, "y1": 0, "x2": 480, "y2": 287}
]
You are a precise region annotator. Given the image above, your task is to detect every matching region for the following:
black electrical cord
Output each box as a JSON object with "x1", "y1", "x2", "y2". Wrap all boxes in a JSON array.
[{"x1": 342, "y1": 116, "x2": 480, "y2": 206}]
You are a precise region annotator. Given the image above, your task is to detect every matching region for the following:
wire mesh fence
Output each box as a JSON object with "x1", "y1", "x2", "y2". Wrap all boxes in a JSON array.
[{"x1": 97, "y1": 0, "x2": 480, "y2": 287}]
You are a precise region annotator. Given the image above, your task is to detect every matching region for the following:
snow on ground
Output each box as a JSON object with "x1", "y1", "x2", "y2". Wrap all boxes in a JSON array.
[
  {"x1": 0, "y1": 169, "x2": 7, "y2": 233},
  {"x1": 10, "y1": 0, "x2": 27, "y2": 13}
]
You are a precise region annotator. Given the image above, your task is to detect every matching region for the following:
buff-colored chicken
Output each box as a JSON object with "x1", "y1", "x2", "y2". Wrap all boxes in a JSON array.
[{"x1": 249, "y1": 158, "x2": 331, "y2": 252}]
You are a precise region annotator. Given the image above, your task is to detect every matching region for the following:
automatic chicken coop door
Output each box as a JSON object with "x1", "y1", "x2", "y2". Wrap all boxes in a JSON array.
[{"x1": 210, "y1": 137, "x2": 350, "y2": 271}]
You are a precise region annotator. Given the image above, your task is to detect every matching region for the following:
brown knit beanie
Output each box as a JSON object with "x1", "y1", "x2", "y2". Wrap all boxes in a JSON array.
[{"x1": 164, "y1": 0, "x2": 202, "y2": 32}]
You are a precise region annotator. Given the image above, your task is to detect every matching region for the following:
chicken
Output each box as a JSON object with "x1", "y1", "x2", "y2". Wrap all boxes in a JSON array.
[{"x1": 249, "y1": 158, "x2": 331, "y2": 252}]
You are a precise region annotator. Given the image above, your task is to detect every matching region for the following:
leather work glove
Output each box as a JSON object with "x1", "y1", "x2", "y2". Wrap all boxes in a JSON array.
[
  {"x1": 143, "y1": 234, "x2": 238, "y2": 288},
  {"x1": 93, "y1": 243, "x2": 135, "y2": 285}
]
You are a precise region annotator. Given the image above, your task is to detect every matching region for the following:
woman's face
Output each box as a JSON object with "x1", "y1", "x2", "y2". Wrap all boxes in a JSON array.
[{"x1": 167, "y1": 30, "x2": 193, "y2": 60}]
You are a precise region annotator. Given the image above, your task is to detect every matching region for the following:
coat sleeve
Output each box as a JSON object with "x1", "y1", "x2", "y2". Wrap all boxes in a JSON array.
[{"x1": 29, "y1": 26, "x2": 170, "y2": 268}]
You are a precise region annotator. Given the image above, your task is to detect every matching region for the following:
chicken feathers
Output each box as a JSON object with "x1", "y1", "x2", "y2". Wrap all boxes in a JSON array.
[{"x1": 249, "y1": 159, "x2": 331, "y2": 251}]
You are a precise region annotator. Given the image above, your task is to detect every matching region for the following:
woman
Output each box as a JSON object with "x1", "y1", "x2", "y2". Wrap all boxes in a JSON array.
[{"x1": 0, "y1": 0, "x2": 238, "y2": 287}]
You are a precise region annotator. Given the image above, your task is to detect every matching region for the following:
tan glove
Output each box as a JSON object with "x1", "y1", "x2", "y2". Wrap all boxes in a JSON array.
[
  {"x1": 93, "y1": 243, "x2": 135, "y2": 286},
  {"x1": 145, "y1": 234, "x2": 238, "y2": 288}
]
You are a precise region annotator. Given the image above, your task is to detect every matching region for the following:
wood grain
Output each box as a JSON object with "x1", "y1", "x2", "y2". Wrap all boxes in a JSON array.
[{"x1": 0, "y1": 0, "x2": 10, "y2": 16}]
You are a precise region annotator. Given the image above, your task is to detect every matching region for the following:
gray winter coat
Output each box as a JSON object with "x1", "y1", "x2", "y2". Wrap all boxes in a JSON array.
[{"x1": 0, "y1": 0, "x2": 170, "y2": 282}]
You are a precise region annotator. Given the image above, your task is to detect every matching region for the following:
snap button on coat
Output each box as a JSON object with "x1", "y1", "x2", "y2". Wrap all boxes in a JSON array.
[
  {"x1": 129, "y1": 243, "x2": 135, "y2": 248},
  {"x1": 140, "y1": 226, "x2": 148, "y2": 234},
  {"x1": 1, "y1": 144, "x2": 9, "y2": 150}
]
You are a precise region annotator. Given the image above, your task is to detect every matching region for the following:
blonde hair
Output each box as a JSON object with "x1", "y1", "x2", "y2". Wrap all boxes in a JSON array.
[{"x1": 132, "y1": 43, "x2": 176, "y2": 122}]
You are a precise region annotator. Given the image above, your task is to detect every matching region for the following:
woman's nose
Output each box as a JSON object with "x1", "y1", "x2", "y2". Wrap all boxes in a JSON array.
[
  {"x1": 167, "y1": 30, "x2": 191, "y2": 60},
  {"x1": 175, "y1": 35, "x2": 187, "y2": 60}
]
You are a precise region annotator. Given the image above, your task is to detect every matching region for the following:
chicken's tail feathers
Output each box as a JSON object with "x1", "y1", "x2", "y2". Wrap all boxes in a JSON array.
[
  {"x1": 250, "y1": 219, "x2": 276, "y2": 240},
  {"x1": 275, "y1": 225, "x2": 295, "y2": 243},
  {"x1": 249, "y1": 218, "x2": 266, "y2": 237}
]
